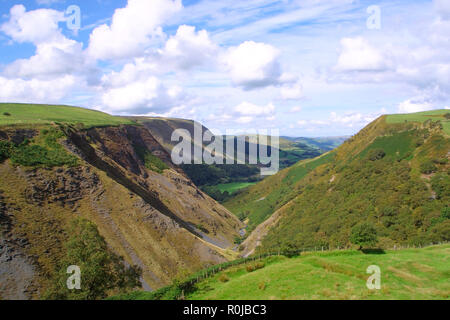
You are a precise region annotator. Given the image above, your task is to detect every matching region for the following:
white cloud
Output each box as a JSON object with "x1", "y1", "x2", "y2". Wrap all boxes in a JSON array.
[
  {"x1": 233, "y1": 101, "x2": 275, "y2": 116},
  {"x1": 87, "y1": 0, "x2": 182, "y2": 61},
  {"x1": 3, "y1": 38, "x2": 87, "y2": 80},
  {"x1": 100, "y1": 76, "x2": 186, "y2": 114},
  {"x1": 223, "y1": 41, "x2": 283, "y2": 90},
  {"x1": 280, "y1": 81, "x2": 303, "y2": 100},
  {"x1": 158, "y1": 25, "x2": 217, "y2": 70},
  {"x1": 0, "y1": 5, "x2": 95, "y2": 82},
  {"x1": 0, "y1": 75, "x2": 78, "y2": 103},
  {"x1": 335, "y1": 37, "x2": 389, "y2": 72},
  {"x1": 1, "y1": 5, "x2": 64, "y2": 45},
  {"x1": 434, "y1": 0, "x2": 450, "y2": 20},
  {"x1": 397, "y1": 98, "x2": 434, "y2": 114}
]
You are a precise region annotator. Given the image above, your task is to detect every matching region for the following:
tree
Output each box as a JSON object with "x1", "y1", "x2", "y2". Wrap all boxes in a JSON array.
[
  {"x1": 44, "y1": 218, "x2": 141, "y2": 300},
  {"x1": 350, "y1": 222, "x2": 378, "y2": 249}
]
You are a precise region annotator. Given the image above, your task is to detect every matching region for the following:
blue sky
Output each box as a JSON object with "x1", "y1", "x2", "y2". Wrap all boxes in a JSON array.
[{"x1": 0, "y1": 0, "x2": 449, "y2": 136}]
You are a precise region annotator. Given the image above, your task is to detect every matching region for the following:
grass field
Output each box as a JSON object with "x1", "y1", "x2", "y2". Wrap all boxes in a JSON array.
[
  {"x1": 386, "y1": 109, "x2": 450, "y2": 135},
  {"x1": 215, "y1": 182, "x2": 257, "y2": 194},
  {"x1": 0, "y1": 103, "x2": 134, "y2": 128},
  {"x1": 187, "y1": 244, "x2": 450, "y2": 300}
]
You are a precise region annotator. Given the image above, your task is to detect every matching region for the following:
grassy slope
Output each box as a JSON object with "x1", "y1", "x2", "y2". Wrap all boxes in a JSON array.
[
  {"x1": 223, "y1": 109, "x2": 449, "y2": 248},
  {"x1": 257, "y1": 111, "x2": 449, "y2": 253},
  {"x1": 0, "y1": 103, "x2": 133, "y2": 128},
  {"x1": 223, "y1": 151, "x2": 336, "y2": 231},
  {"x1": 188, "y1": 244, "x2": 450, "y2": 300}
]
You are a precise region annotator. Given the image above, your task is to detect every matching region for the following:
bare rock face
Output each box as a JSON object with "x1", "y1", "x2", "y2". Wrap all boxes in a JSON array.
[{"x1": 0, "y1": 192, "x2": 37, "y2": 300}]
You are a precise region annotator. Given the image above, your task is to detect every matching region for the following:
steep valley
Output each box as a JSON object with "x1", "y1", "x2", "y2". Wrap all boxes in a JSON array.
[{"x1": 0, "y1": 104, "x2": 242, "y2": 299}]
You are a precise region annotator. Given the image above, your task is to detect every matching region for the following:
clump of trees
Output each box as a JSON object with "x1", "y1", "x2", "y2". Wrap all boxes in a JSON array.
[
  {"x1": 44, "y1": 218, "x2": 142, "y2": 300},
  {"x1": 350, "y1": 222, "x2": 378, "y2": 250}
]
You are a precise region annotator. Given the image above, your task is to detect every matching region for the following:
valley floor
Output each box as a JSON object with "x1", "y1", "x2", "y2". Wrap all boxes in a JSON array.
[{"x1": 187, "y1": 244, "x2": 450, "y2": 300}]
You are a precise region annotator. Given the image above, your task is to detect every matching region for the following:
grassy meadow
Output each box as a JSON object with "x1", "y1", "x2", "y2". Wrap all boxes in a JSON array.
[
  {"x1": 188, "y1": 244, "x2": 450, "y2": 300},
  {"x1": 0, "y1": 103, "x2": 133, "y2": 128}
]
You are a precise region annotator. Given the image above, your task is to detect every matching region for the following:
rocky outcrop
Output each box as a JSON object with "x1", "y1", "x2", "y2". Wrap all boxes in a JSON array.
[{"x1": 0, "y1": 192, "x2": 37, "y2": 300}]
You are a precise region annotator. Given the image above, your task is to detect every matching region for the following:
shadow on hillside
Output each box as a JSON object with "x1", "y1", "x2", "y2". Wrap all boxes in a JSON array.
[{"x1": 361, "y1": 248, "x2": 386, "y2": 254}]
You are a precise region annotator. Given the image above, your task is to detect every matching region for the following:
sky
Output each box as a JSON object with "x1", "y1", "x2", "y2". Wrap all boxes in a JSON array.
[{"x1": 0, "y1": 0, "x2": 449, "y2": 137}]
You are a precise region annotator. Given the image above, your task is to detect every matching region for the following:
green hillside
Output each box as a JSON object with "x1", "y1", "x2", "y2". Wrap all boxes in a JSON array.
[
  {"x1": 188, "y1": 244, "x2": 449, "y2": 300},
  {"x1": 223, "y1": 151, "x2": 336, "y2": 231},
  {"x1": 245, "y1": 110, "x2": 449, "y2": 253},
  {"x1": 0, "y1": 103, "x2": 133, "y2": 128}
]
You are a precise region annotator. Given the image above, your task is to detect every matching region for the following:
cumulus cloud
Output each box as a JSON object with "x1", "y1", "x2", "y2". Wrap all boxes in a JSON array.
[
  {"x1": 87, "y1": 0, "x2": 182, "y2": 61},
  {"x1": 223, "y1": 41, "x2": 284, "y2": 90},
  {"x1": 0, "y1": 5, "x2": 87, "y2": 101},
  {"x1": 0, "y1": 5, "x2": 64, "y2": 44},
  {"x1": 157, "y1": 25, "x2": 217, "y2": 70},
  {"x1": 0, "y1": 75, "x2": 78, "y2": 103},
  {"x1": 3, "y1": 38, "x2": 88, "y2": 80},
  {"x1": 335, "y1": 37, "x2": 389, "y2": 72},
  {"x1": 101, "y1": 76, "x2": 186, "y2": 114}
]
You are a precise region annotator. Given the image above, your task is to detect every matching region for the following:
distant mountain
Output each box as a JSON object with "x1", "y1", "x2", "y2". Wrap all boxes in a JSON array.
[
  {"x1": 280, "y1": 136, "x2": 350, "y2": 152},
  {"x1": 225, "y1": 110, "x2": 450, "y2": 255}
]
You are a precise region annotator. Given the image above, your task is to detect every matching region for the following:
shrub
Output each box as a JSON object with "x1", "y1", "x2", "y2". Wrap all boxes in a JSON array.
[
  {"x1": 43, "y1": 218, "x2": 142, "y2": 300},
  {"x1": 246, "y1": 262, "x2": 265, "y2": 273},
  {"x1": 350, "y1": 222, "x2": 378, "y2": 249},
  {"x1": 0, "y1": 140, "x2": 15, "y2": 162},
  {"x1": 3, "y1": 112, "x2": 11, "y2": 116},
  {"x1": 218, "y1": 274, "x2": 229, "y2": 283},
  {"x1": 445, "y1": 113, "x2": 450, "y2": 120},
  {"x1": 441, "y1": 207, "x2": 450, "y2": 220},
  {"x1": 367, "y1": 149, "x2": 386, "y2": 161},
  {"x1": 433, "y1": 158, "x2": 448, "y2": 165},
  {"x1": 420, "y1": 161, "x2": 437, "y2": 174},
  {"x1": 258, "y1": 281, "x2": 266, "y2": 290},
  {"x1": 134, "y1": 145, "x2": 168, "y2": 173}
]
